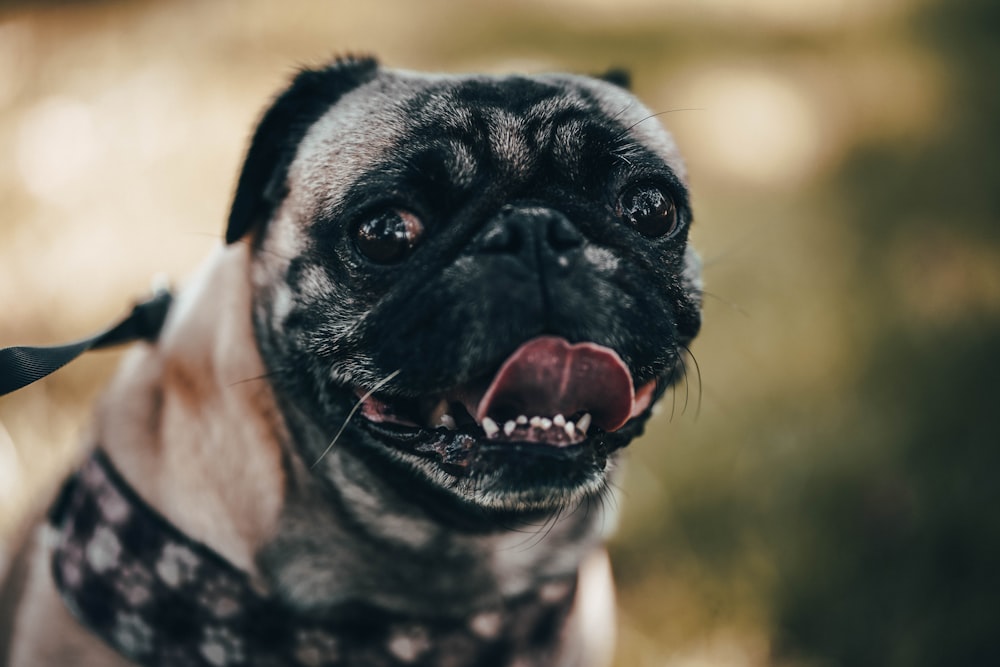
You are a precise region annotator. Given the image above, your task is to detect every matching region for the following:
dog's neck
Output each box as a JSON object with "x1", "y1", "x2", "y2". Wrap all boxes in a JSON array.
[
  {"x1": 96, "y1": 244, "x2": 285, "y2": 578},
  {"x1": 258, "y1": 402, "x2": 608, "y2": 616},
  {"x1": 95, "y1": 244, "x2": 610, "y2": 617}
]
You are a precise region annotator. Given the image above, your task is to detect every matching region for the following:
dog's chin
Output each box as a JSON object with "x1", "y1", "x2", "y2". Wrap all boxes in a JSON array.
[
  {"x1": 352, "y1": 409, "x2": 653, "y2": 513},
  {"x1": 328, "y1": 336, "x2": 673, "y2": 514}
]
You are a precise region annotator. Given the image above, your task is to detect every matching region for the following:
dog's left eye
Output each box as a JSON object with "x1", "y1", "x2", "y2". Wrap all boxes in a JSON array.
[
  {"x1": 353, "y1": 209, "x2": 425, "y2": 263},
  {"x1": 619, "y1": 184, "x2": 679, "y2": 238}
]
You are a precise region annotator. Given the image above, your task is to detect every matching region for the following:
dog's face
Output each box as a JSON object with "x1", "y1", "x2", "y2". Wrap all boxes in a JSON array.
[{"x1": 228, "y1": 58, "x2": 701, "y2": 513}]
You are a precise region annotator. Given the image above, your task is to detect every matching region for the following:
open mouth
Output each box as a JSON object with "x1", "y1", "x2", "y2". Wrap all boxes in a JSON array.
[{"x1": 353, "y1": 336, "x2": 658, "y2": 471}]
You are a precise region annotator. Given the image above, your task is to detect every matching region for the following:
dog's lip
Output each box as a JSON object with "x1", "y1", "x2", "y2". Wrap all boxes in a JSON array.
[
  {"x1": 351, "y1": 377, "x2": 660, "y2": 470},
  {"x1": 355, "y1": 379, "x2": 656, "y2": 440},
  {"x1": 355, "y1": 400, "x2": 651, "y2": 473},
  {"x1": 347, "y1": 350, "x2": 672, "y2": 477},
  {"x1": 356, "y1": 336, "x2": 656, "y2": 449}
]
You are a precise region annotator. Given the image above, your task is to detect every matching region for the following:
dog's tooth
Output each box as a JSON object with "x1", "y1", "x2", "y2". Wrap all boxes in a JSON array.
[
  {"x1": 504, "y1": 420, "x2": 516, "y2": 436},
  {"x1": 429, "y1": 399, "x2": 450, "y2": 427},
  {"x1": 539, "y1": 418, "x2": 552, "y2": 430},
  {"x1": 564, "y1": 421, "x2": 576, "y2": 437},
  {"x1": 482, "y1": 417, "x2": 499, "y2": 438},
  {"x1": 516, "y1": 415, "x2": 528, "y2": 425},
  {"x1": 577, "y1": 413, "x2": 592, "y2": 434},
  {"x1": 553, "y1": 414, "x2": 566, "y2": 427},
  {"x1": 439, "y1": 414, "x2": 457, "y2": 430},
  {"x1": 529, "y1": 416, "x2": 542, "y2": 428}
]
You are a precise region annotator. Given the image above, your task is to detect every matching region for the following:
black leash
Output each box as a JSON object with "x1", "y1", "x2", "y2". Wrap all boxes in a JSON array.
[{"x1": 0, "y1": 288, "x2": 174, "y2": 397}]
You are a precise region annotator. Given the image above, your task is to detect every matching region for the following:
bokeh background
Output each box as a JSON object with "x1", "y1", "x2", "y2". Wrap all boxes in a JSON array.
[{"x1": 1, "y1": 0, "x2": 998, "y2": 665}]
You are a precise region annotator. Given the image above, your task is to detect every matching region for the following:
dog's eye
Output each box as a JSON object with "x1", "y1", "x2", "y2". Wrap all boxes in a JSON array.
[
  {"x1": 619, "y1": 185, "x2": 678, "y2": 238},
  {"x1": 353, "y1": 209, "x2": 424, "y2": 263}
]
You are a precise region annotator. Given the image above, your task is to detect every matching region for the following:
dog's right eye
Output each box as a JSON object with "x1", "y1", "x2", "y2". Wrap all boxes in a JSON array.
[
  {"x1": 353, "y1": 209, "x2": 424, "y2": 264},
  {"x1": 618, "y1": 184, "x2": 679, "y2": 238}
]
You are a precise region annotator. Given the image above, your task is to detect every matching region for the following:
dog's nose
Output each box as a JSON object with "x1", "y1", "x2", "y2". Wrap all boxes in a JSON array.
[{"x1": 475, "y1": 205, "x2": 584, "y2": 268}]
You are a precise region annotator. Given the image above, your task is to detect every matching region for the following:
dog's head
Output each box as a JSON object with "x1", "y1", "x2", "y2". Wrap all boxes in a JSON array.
[{"x1": 227, "y1": 57, "x2": 701, "y2": 513}]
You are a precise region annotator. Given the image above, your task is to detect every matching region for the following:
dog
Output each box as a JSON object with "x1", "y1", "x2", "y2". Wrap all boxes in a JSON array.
[{"x1": 1, "y1": 56, "x2": 701, "y2": 666}]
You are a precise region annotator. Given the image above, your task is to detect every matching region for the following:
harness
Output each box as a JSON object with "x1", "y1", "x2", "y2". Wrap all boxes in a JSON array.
[{"x1": 48, "y1": 451, "x2": 577, "y2": 666}]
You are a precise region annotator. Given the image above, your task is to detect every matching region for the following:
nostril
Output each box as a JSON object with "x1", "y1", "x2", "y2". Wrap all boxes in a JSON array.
[
  {"x1": 475, "y1": 206, "x2": 582, "y2": 262},
  {"x1": 479, "y1": 220, "x2": 521, "y2": 254},
  {"x1": 547, "y1": 215, "x2": 583, "y2": 252}
]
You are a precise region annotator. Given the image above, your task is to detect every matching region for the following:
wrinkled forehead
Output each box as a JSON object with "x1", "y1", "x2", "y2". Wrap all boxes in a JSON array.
[{"x1": 289, "y1": 70, "x2": 684, "y2": 214}]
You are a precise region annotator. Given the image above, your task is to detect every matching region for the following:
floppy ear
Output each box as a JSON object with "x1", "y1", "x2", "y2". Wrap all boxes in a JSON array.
[
  {"x1": 595, "y1": 67, "x2": 631, "y2": 90},
  {"x1": 225, "y1": 55, "x2": 380, "y2": 244}
]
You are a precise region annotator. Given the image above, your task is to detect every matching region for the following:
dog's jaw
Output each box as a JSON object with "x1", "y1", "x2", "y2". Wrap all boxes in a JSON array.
[{"x1": 258, "y1": 415, "x2": 617, "y2": 617}]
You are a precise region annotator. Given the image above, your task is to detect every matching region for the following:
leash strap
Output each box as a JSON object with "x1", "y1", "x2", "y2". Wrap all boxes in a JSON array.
[{"x1": 0, "y1": 289, "x2": 173, "y2": 396}]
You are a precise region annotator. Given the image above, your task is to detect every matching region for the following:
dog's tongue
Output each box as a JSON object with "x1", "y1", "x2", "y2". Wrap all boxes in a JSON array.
[{"x1": 474, "y1": 336, "x2": 636, "y2": 432}]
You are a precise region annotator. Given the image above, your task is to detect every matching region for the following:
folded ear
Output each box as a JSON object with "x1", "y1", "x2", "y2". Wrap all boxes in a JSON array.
[
  {"x1": 595, "y1": 67, "x2": 631, "y2": 90},
  {"x1": 225, "y1": 55, "x2": 379, "y2": 245}
]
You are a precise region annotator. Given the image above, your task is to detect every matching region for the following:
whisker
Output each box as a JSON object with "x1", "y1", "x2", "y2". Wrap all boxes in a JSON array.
[
  {"x1": 581, "y1": 493, "x2": 602, "y2": 536},
  {"x1": 567, "y1": 490, "x2": 603, "y2": 533},
  {"x1": 681, "y1": 352, "x2": 691, "y2": 416},
  {"x1": 177, "y1": 231, "x2": 297, "y2": 263},
  {"x1": 494, "y1": 515, "x2": 551, "y2": 539},
  {"x1": 533, "y1": 504, "x2": 566, "y2": 550},
  {"x1": 611, "y1": 150, "x2": 635, "y2": 167},
  {"x1": 579, "y1": 495, "x2": 593, "y2": 531},
  {"x1": 228, "y1": 371, "x2": 281, "y2": 387},
  {"x1": 593, "y1": 494, "x2": 605, "y2": 537},
  {"x1": 663, "y1": 356, "x2": 680, "y2": 423},
  {"x1": 498, "y1": 519, "x2": 550, "y2": 536},
  {"x1": 605, "y1": 478, "x2": 625, "y2": 507},
  {"x1": 506, "y1": 505, "x2": 562, "y2": 552},
  {"x1": 310, "y1": 369, "x2": 401, "y2": 469},
  {"x1": 701, "y1": 290, "x2": 752, "y2": 319},
  {"x1": 609, "y1": 101, "x2": 635, "y2": 123},
  {"x1": 235, "y1": 236, "x2": 297, "y2": 263},
  {"x1": 610, "y1": 108, "x2": 706, "y2": 145},
  {"x1": 496, "y1": 499, "x2": 555, "y2": 535},
  {"x1": 598, "y1": 481, "x2": 625, "y2": 537},
  {"x1": 680, "y1": 344, "x2": 703, "y2": 420}
]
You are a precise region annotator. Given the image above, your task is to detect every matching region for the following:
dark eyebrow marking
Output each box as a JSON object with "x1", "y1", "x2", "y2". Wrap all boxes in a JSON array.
[{"x1": 405, "y1": 142, "x2": 480, "y2": 192}]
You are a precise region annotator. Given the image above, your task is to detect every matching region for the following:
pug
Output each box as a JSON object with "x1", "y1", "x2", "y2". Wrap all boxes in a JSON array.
[{"x1": 1, "y1": 56, "x2": 701, "y2": 667}]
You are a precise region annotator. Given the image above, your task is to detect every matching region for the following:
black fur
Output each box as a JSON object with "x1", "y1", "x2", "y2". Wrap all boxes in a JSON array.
[
  {"x1": 225, "y1": 56, "x2": 379, "y2": 244},
  {"x1": 235, "y1": 59, "x2": 701, "y2": 513},
  {"x1": 595, "y1": 68, "x2": 631, "y2": 89},
  {"x1": 223, "y1": 61, "x2": 704, "y2": 635}
]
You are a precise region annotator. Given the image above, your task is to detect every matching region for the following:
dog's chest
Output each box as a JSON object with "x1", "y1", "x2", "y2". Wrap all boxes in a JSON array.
[{"x1": 48, "y1": 452, "x2": 582, "y2": 667}]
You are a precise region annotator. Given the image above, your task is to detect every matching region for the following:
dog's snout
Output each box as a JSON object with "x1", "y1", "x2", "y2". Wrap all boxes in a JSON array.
[{"x1": 475, "y1": 206, "x2": 583, "y2": 268}]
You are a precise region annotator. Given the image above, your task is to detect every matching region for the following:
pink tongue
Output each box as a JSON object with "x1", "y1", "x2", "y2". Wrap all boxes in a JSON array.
[{"x1": 475, "y1": 336, "x2": 636, "y2": 432}]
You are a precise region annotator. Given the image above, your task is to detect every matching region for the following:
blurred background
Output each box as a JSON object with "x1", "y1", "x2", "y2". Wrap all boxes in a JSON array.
[{"x1": 1, "y1": 0, "x2": 998, "y2": 665}]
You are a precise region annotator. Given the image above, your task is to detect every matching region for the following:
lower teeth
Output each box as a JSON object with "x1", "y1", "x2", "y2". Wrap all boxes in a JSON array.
[
  {"x1": 482, "y1": 417, "x2": 500, "y2": 438},
  {"x1": 479, "y1": 413, "x2": 591, "y2": 443},
  {"x1": 432, "y1": 407, "x2": 592, "y2": 443}
]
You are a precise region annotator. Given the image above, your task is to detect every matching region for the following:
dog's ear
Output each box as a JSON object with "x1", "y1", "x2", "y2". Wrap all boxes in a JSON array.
[
  {"x1": 225, "y1": 55, "x2": 379, "y2": 245},
  {"x1": 595, "y1": 67, "x2": 631, "y2": 90}
]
